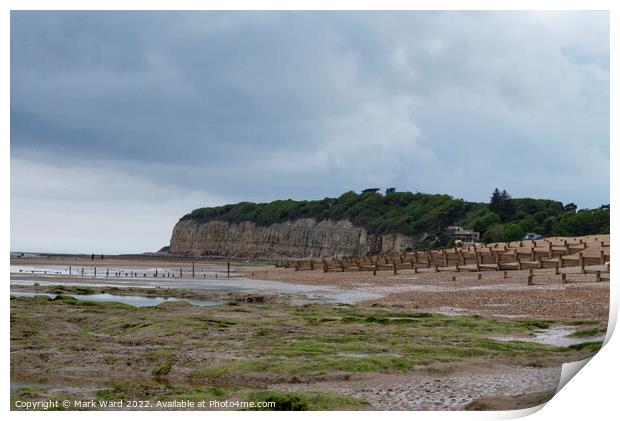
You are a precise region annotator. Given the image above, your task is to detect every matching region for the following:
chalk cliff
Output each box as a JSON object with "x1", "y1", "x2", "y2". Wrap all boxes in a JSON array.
[{"x1": 168, "y1": 218, "x2": 416, "y2": 258}]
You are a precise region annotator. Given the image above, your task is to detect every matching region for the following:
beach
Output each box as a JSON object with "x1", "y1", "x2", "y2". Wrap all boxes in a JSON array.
[{"x1": 10, "y1": 243, "x2": 609, "y2": 410}]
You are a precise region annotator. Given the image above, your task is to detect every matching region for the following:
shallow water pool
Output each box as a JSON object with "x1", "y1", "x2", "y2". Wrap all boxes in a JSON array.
[{"x1": 10, "y1": 291, "x2": 223, "y2": 308}]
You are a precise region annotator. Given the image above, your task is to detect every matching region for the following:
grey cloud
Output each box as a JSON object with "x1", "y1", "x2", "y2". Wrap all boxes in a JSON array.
[{"x1": 10, "y1": 11, "x2": 609, "y2": 253}]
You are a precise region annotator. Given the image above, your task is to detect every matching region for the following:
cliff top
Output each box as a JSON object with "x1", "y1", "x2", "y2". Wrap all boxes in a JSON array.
[{"x1": 180, "y1": 189, "x2": 609, "y2": 246}]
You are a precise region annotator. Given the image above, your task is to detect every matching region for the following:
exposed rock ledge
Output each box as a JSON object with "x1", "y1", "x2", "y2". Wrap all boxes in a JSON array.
[{"x1": 169, "y1": 218, "x2": 416, "y2": 259}]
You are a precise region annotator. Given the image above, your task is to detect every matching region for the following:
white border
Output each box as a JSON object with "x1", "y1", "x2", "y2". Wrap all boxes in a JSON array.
[{"x1": 2, "y1": 1, "x2": 616, "y2": 421}]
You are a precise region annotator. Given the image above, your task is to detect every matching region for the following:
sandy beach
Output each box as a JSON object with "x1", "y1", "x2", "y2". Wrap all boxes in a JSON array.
[{"x1": 10, "y1": 240, "x2": 610, "y2": 410}]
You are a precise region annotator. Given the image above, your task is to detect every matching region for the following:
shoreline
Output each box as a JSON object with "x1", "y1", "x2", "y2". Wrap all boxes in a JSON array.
[{"x1": 10, "y1": 244, "x2": 610, "y2": 410}]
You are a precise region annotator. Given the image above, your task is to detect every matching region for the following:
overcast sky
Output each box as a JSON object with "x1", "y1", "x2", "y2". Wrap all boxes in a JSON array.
[{"x1": 10, "y1": 11, "x2": 609, "y2": 254}]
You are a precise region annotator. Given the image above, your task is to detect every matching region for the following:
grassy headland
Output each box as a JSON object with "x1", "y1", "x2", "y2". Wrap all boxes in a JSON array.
[{"x1": 180, "y1": 189, "x2": 609, "y2": 248}]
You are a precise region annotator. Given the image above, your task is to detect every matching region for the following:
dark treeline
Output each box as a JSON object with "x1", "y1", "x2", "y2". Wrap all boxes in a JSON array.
[{"x1": 181, "y1": 188, "x2": 609, "y2": 248}]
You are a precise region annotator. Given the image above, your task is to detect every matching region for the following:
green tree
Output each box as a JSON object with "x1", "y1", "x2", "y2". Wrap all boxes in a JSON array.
[
  {"x1": 470, "y1": 212, "x2": 501, "y2": 234},
  {"x1": 483, "y1": 224, "x2": 504, "y2": 243},
  {"x1": 543, "y1": 217, "x2": 556, "y2": 235},
  {"x1": 553, "y1": 207, "x2": 610, "y2": 236},
  {"x1": 180, "y1": 190, "x2": 609, "y2": 247},
  {"x1": 489, "y1": 189, "x2": 502, "y2": 214},
  {"x1": 564, "y1": 203, "x2": 577, "y2": 213},
  {"x1": 489, "y1": 189, "x2": 515, "y2": 221},
  {"x1": 503, "y1": 223, "x2": 525, "y2": 242},
  {"x1": 518, "y1": 218, "x2": 537, "y2": 233}
]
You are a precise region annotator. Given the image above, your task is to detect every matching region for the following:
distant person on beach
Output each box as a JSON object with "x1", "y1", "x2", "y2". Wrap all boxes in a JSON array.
[{"x1": 91, "y1": 253, "x2": 94, "y2": 261}]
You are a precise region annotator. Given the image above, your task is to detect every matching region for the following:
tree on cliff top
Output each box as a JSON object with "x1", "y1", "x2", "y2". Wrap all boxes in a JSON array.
[
  {"x1": 489, "y1": 188, "x2": 515, "y2": 221},
  {"x1": 179, "y1": 189, "x2": 609, "y2": 247}
]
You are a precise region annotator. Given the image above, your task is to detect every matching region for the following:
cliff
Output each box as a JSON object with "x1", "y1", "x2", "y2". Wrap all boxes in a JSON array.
[
  {"x1": 169, "y1": 218, "x2": 417, "y2": 258},
  {"x1": 167, "y1": 190, "x2": 609, "y2": 258}
]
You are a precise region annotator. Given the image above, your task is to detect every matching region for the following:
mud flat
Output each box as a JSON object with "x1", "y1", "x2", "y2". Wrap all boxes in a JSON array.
[
  {"x1": 11, "y1": 254, "x2": 610, "y2": 319},
  {"x1": 11, "y1": 288, "x2": 603, "y2": 410}
]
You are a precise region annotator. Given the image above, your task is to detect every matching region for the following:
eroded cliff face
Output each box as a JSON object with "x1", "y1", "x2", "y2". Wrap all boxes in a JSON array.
[{"x1": 169, "y1": 218, "x2": 416, "y2": 258}]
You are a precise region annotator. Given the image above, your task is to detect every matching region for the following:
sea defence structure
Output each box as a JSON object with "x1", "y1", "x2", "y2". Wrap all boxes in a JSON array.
[{"x1": 286, "y1": 235, "x2": 610, "y2": 284}]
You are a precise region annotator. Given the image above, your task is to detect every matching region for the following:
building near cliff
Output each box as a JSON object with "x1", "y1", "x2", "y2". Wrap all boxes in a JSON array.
[
  {"x1": 446, "y1": 225, "x2": 480, "y2": 244},
  {"x1": 523, "y1": 232, "x2": 544, "y2": 241}
]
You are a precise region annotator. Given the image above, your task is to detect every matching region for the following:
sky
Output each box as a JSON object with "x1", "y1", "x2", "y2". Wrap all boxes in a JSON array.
[{"x1": 10, "y1": 11, "x2": 610, "y2": 254}]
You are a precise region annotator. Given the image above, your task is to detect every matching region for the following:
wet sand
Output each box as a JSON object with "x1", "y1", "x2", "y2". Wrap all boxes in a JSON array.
[
  {"x1": 272, "y1": 364, "x2": 562, "y2": 410},
  {"x1": 11, "y1": 255, "x2": 610, "y2": 320}
]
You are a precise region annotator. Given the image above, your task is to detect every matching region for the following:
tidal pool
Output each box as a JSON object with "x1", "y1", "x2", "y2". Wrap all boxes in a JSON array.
[
  {"x1": 10, "y1": 291, "x2": 223, "y2": 308},
  {"x1": 10, "y1": 278, "x2": 382, "y2": 303},
  {"x1": 490, "y1": 327, "x2": 606, "y2": 347}
]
